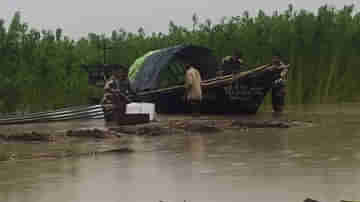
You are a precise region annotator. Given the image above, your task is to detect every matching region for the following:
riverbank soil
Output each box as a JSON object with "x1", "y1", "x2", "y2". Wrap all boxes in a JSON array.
[{"x1": 0, "y1": 113, "x2": 309, "y2": 162}]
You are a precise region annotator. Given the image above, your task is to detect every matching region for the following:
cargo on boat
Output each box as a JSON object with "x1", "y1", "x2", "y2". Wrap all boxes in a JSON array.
[{"x1": 126, "y1": 44, "x2": 289, "y2": 114}]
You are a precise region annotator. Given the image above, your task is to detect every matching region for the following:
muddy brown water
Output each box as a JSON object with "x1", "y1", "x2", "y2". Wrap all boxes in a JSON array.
[{"x1": 1, "y1": 104, "x2": 360, "y2": 202}]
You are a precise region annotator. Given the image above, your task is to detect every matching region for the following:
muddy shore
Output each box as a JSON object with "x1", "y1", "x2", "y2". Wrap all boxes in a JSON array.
[{"x1": 0, "y1": 114, "x2": 310, "y2": 162}]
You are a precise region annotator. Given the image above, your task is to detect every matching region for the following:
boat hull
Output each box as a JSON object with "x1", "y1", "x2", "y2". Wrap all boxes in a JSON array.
[{"x1": 129, "y1": 64, "x2": 287, "y2": 114}]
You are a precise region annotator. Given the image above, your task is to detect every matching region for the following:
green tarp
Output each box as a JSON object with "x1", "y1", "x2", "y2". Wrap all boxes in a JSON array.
[{"x1": 128, "y1": 44, "x2": 218, "y2": 92}]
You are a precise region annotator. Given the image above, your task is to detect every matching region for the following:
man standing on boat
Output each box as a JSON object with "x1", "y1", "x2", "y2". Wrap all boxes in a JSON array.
[
  {"x1": 221, "y1": 50, "x2": 248, "y2": 74},
  {"x1": 271, "y1": 54, "x2": 288, "y2": 113},
  {"x1": 104, "y1": 67, "x2": 132, "y2": 95},
  {"x1": 184, "y1": 64, "x2": 202, "y2": 116},
  {"x1": 101, "y1": 68, "x2": 131, "y2": 121}
]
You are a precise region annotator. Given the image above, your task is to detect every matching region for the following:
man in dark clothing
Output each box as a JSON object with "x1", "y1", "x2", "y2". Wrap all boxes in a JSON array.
[
  {"x1": 104, "y1": 69, "x2": 131, "y2": 94},
  {"x1": 220, "y1": 50, "x2": 248, "y2": 75},
  {"x1": 270, "y1": 54, "x2": 288, "y2": 113},
  {"x1": 101, "y1": 68, "x2": 132, "y2": 122}
]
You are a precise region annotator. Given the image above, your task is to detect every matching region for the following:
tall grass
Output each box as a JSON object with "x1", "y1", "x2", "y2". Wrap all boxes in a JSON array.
[{"x1": 1, "y1": 5, "x2": 360, "y2": 112}]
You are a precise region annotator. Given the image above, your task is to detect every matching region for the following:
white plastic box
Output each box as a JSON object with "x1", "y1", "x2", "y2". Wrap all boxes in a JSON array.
[{"x1": 126, "y1": 103, "x2": 156, "y2": 121}]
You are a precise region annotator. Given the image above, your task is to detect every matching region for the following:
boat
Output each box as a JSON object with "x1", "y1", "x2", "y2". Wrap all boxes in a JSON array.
[
  {"x1": 126, "y1": 44, "x2": 289, "y2": 114},
  {"x1": 0, "y1": 45, "x2": 288, "y2": 125}
]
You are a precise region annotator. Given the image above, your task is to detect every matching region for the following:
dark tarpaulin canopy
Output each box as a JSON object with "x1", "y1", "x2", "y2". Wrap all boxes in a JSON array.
[{"x1": 128, "y1": 44, "x2": 218, "y2": 92}]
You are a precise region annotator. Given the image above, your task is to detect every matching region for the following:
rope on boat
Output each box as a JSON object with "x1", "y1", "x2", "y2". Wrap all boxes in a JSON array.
[{"x1": 136, "y1": 64, "x2": 277, "y2": 96}]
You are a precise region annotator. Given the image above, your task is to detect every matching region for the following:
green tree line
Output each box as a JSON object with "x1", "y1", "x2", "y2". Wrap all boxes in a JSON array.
[{"x1": 1, "y1": 5, "x2": 360, "y2": 112}]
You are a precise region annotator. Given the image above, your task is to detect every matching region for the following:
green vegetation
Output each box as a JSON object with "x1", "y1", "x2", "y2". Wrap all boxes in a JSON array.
[{"x1": 1, "y1": 5, "x2": 360, "y2": 112}]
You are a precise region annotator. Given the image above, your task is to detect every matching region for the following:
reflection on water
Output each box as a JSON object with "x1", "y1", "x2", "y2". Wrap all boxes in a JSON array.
[{"x1": 1, "y1": 104, "x2": 360, "y2": 202}]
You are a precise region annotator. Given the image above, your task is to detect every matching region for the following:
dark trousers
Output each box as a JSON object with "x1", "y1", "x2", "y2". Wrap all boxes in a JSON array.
[
  {"x1": 112, "y1": 93, "x2": 129, "y2": 122},
  {"x1": 189, "y1": 99, "x2": 201, "y2": 116},
  {"x1": 271, "y1": 85, "x2": 286, "y2": 112}
]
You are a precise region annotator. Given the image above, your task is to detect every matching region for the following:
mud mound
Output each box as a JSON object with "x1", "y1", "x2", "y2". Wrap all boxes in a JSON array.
[
  {"x1": 110, "y1": 124, "x2": 172, "y2": 136},
  {"x1": 231, "y1": 119, "x2": 301, "y2": 128},
  {"x1": 0, "y1": 131, "x2": 55, "y2": 142},
  {"x1": 66, "y1": 128, "x2": 120, "y2": 138},
  {"x1": 169, "y1": 120, "x2": 222, "y2": 133}
]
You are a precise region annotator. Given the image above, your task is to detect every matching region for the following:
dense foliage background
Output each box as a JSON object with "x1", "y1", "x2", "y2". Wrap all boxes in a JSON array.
[{"x1": 1, "y1": 5, "x2": 360, "y2": 112}]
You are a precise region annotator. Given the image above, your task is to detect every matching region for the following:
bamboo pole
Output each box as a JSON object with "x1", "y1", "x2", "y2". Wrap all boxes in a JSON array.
[{"x1": 135, "y1": 63, "x2": 290, "y2": 97}]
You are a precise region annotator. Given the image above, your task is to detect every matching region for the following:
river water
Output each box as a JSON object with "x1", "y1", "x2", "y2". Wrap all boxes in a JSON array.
[{"x1": 1, "y1": 104, "x2": 360, "y2": 202}]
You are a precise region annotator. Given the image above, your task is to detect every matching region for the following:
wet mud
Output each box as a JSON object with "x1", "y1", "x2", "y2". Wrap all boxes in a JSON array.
[
  {"x1": 109, "y1": 117, "x2": 307, "y2": 136},
  {"x1": 0, "y1": 115, "x2": 309, "y2": 162}
]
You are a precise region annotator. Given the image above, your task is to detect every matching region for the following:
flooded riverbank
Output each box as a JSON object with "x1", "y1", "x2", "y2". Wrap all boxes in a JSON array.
[
  {"x1": 0, "y1": 112, "x2": 306, "y2": 162},
  {"x1": 1, "y1": 104, "x2": 360, "y2": 202}
]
